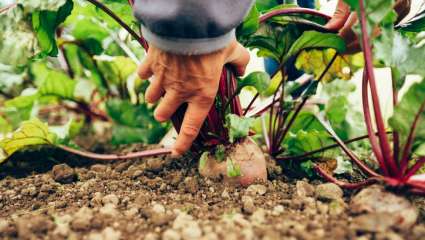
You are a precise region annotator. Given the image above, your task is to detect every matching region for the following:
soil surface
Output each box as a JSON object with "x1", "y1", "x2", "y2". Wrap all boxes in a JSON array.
[{"x1": 0, "y1": 147, "x2": 424, "y2": 240}]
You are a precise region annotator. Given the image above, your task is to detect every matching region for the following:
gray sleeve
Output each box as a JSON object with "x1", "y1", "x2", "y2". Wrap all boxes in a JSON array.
[{"x1": 133, "y1": 0, "x2": 254, "y2": 55}]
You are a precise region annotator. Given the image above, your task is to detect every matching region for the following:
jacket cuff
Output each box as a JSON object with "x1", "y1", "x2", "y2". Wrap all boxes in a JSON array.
[{"x1": 141, "y1": 26, "x2": 235, "y2": 55}]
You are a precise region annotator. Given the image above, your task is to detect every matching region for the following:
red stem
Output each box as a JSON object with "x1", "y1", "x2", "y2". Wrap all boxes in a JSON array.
[
  {"x1": 391, "y1": 70, "x2": 400, "y2": 167},
  {"x1": 362, "y1": 70, "x2": 388, "y2": 175},
  {"x1": 404, "y1": 157, "x2": 425, "y2": 181},
  {"x1": 318, "y1": 116, "x2": 380, "y2": 177},
  {"x1": 59, "y1": 145, "x2": 171, "y2": 161},
  {"x1": 358, "y1": 0, "x2": 398, "y2": 177},
  {"x1": 314, "y1": 165, "x2": 378, "y2": 190},
  {"x1": 260, "y1": 8, "x2": 331, "y2": 23}
]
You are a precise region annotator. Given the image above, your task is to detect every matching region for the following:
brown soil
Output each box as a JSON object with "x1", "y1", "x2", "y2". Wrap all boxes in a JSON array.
[{"x1": 0, "y1": 147, "x2": 424, "y2": 240}]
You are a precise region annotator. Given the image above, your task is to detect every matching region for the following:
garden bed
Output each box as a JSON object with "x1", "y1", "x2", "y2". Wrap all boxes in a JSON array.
[{"x1": 0, "y1": 149, "x2": 424, "y2": 240}]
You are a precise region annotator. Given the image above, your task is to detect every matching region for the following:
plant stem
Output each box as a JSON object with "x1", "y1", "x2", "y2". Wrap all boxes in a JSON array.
[
  {"x1": 260, "y1": 8, "x2": 332, "y2": 24},
  {"x1": 276, "y1": 132, "x2": 392, "y2": 161},
  {"x1": 362, "y1": 70, "x2": 388, "y2": 175},
  {"x1": 391, "y1": 68, "x2": 400, "y2": 167},
  {"x1": 404, "y1": 157, "x2": 425, "y2": 181},
  {"x1": 358, "y1": 0, "x2": 397, "y2": 177},
  {"x1": 59, "y1": 145, "x2": 171, "y2": 161},
  {"x1": 314, "y1": 165, "x2": 378, "y2": 190},
  {"x1": 317, "y1": 116, "x2": 380, "y2": 177},
  {"x1": 85, "y1": 0, "x2": 148, "y2": 50}
]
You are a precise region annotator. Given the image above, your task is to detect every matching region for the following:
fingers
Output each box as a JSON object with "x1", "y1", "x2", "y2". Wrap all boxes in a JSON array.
[
  {"x1": 225, "y1": 42, "x2": 250, "y2": 76},
  {"x1": 154, "y1": 91, "x2": 184, "y2": 122},
  {"x1": 173, "y1": 98, "x2": 214, "y2": 156},
  {"x1": 145, "y1": 77, "x2": 165, "y2": 103},
  {"x1": 325, "y1": 0, "x2": 351, "y2": 31},
  {"x1": 137, "y1": 58, "x2": 153, "y2": 80}
]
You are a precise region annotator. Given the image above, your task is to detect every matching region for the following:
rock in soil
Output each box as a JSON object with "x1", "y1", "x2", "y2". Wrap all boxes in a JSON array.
[
  {"x1": 315, "y1": 183, "x2": 343, "y2": 201},
  {"x1": 51, "y1": 164, "x2": 77, "y2": 184},
  {"x1": 350, "y1": 185, "x2": 418, "y2": 230}
]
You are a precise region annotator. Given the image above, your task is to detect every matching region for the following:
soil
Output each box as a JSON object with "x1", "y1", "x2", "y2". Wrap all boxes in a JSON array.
[{"x1": 0, "y1": 146, "x2": 424, "y2": 240}]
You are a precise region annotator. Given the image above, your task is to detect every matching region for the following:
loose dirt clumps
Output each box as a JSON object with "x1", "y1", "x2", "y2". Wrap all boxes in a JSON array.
[{"x1": 0, "y1": 153, "x2": 424, "y2": 240}]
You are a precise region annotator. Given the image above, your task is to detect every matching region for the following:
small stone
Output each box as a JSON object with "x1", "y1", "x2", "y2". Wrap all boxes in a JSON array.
[
  {"x1": 376, "y1": 231, "x2": 403, "y2": 240},
  {"x1": 250, "y1": 208, "x2": 266, "y2": 224},
  {"x1": 135, "y1": 192, "x2": 150, "y2": 206},
  {"x1": 40, "y1": 184, "x2": 55, "y2": 193},
  {"x1": 71, "y1": 207, "x2": 94, "y2": 231},
  {"x1": 0, "y1": 219, "x2": 10, "y2": 233},
  {"x1": 21, "y1": 186, "x2": 37, "y2": 197},
  {"x1": 271, "y1": 205, "x2": 285, "y2": 216},
  {"x1": 146, "y1": 158, "x2": 164, "y2": 172},
  {"x1": 151, "y1": 213, "x2": 174, "y2": 227},
  {"x1": 91, "y1": 164, "x2": 107, "y2": 172},
  {"x1": 99, "y1": 203, "x2": 119, "y2": 217},
  {"x1": 152, "y1": 203, "x2": 166, "y2": 214},
  {"x1": 295, "y1": 181, "x2": 315, "y2": 197},
  {"x1": 183, "y1": 177, "x2": 199, "y2": 194},
  {"x1": 315, "y1": 183, "x2": 343, "y2": 201},
  {"x1": 242, "y1": 195, "x2": 256, "y2": 214},
  {"x1": 163, "y1": 229, "x2": 181, "y2": 240},
  {"x1": 181, "y1": 224, "x2": 202, "y2": 239},
  {"x1": 246, "y1": 184, "x2": 267, "y2": 196},
  {"x1": 16, "y1": 215, "x2": 54, "y2": 237},
  {"x1": 51, "y1": 164, "x2": 77, "y2": 184},
  {"x1": 221, "y1": 188, "x2": 230, "y2": 199},
  {"x1": 102, "y1": 227, "x2": 121, "y2": 240},
  {"x1": 115, "y1": 161, "x2": 132, "y2": 172},
  {"x1": 124, "y1": 207, "x2": 139, "y2": 217},
  {"x1": 91, "y1": 192, "x2": 104, "y2": 207},
  {"x1": 329, "y1": 199, "x2": 346, "y2": 216},
  {"x1": 351, "y1": 213, "x2": 397, "y2": 233},
  {"x1": 145, "y1": 233, "x2": 160, "y2": 240},
  {"x1": 350, "y1": 185, "x2": 418, "y2": 230},
  {"x1": 102, "y1": 194, "x2": 119, "y2": 206}
]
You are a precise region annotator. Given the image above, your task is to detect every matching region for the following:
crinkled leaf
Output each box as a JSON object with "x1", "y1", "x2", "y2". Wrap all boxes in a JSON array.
[
  {"x1": 237, "y1": 5, "x2": 260, "y2": 39},
  {"x1": 389, "y1": 80, "x2": 425, "y2": 158},
  {"x1": 17, "y1": 0, "x2": 67, "y2": 11},
  {"x1": 226, "y1": 114, "x2": 254, "y2": 143},
  {"x1": 286, "y1": 31, "x2": 346, "y2": 61},
  {"x1": 215, "y1": 145, "x2": 226, "y2": 162},
  {"x1": 31, "y1": 0, "x2": 73, "y2": 57},
  {"x1": 295, "y1": 49, "x2": 363, "y2": 82},
  {"x1": 237, "y1": 71, "x2": 271, "y2": 96},
  {"x1": 199, "y1": 152, "x2": 209, "y2": 170},
  {"x1": 334, "y1": 156, "x2": 354, "y2": 175},
  {"x1": 38, "y1": 71, "x2": 76, "y2": 100},
  {"x1": 0, "y1": 118, "x2": 56, "y2": 164},
  {"x1": 0, "y1": 8, "x2": 39, "y2": 66}
]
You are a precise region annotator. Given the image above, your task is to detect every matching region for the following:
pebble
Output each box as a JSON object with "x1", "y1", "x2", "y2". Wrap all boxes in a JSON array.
[
  {"x1": 329, "y1": 199, "x2": 346, "y2": 216},
  {"x1": 91, "y1": 192, "x2": 104, "y2": 207},
  {"x1": 246, "y1": 184, "x2": 267, "y2": 196},
  {"x1": 71, "y1": 207, "x2": 94, "y2": 231},
  {"x1": 51, "y1": 164, "x2": 77, "y2": 184},
  {"x1": 99, "y1": 203, "x2": 119, "y2": 217},
  {"x1": 163, "y1": 229, "x2": 181, "y2": 240},
  {"x1": 271, "y1": 205, "x2": 285, "y2": 216},
  {"x1": 295, "y1": 181, "x2": 315, "y2": 197},
  {"x1": 183, "y1": 177, "x2": 199, "y2": 194},
  {"x1": 350, "y1": 185, "x2": 418, "y2": 230},
  {"x1": 102, "y1": 194, "x2": 119, "y2": 206},
  {"x1": 90, "y1": 164, "x2": 108, "y2": 172},
  {"x1": 152, "y1": 203, "x2": 166, "y2": 214},
  {"x1": 242, "y1": 195, "x2": 256, "y2": 214},
  {"x1": 315, "y1": 183, "x2": 343, "y2": 201},
  {"x1": 88, "y1": 227, "x2": 121, "y2": 240},
  {"x1": 181, "y1": 223, "x2": 202, "y2": 239}
]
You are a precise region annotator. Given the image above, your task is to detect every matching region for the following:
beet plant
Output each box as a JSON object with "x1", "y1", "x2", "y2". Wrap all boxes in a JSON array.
[{"x1": 311, "y1": 0, "x2": 425, "y2": 193}]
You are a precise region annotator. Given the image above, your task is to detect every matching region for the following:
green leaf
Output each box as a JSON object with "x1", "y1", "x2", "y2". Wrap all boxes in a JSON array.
[
  {"x1": 389, "y1": 79, "x2": 425, "y2": 158},
  {"x1": 32, "y1": 0, "x2": 73, "y2": 57},
  {"x1": 286, "y1": 31, "x2": 346, "y2": 61},
  {"x1": 237, "y1": 5, "x2": 260, "y2": 39},
  {"x1": 343, "y1": 0, "x2": 394, "y2": 28},
  {"x1": 226, "y1": 114, "x2": 254, "y2": 143},
  {"x1": 199, "y1": 152, "x2": 209, "y2": 170},
  {"x1": 334, "y1": 156, "x2": 353, "y2": 175},
  {"x1": 17, "y1": 0, "x2": 67, "y2": 11},
  {"x1": 295, "y1": 49, "x2": 363, "y2": 82},
  {"x1": 237, "y1": 72, "x2": 271, "y2": 96},
  {"x1": 214, "y1": 145, "x2": 226, "y2": 162},
  {"x1": 300, "y1": 160, "x2": 315, "y2": 177},
  {"x1": 0, "y1": 118, "x2": 56, "y2": 164},
  {"x1": 226, "y1": 158, "x2": 242, "y2": 178},
  {"x1": 38, "y1": 71, "x2": 76, "y2": 100}
]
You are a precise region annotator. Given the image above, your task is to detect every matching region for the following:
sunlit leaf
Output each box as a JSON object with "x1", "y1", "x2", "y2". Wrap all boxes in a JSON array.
[
  {"x1": 225, "y1": 114, "x2": 254, "y2": 143},
  {"x1": 0, "y1": 118, "x2": 56, "y2": 164}
]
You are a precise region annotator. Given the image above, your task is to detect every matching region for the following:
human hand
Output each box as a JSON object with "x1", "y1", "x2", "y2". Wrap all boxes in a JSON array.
[
  {"x1": 138, "y1": 40, "x2": 250, "y2": 156},
  {"x1": 325, "y1": 0, "x2": 411, "y2": 54}
]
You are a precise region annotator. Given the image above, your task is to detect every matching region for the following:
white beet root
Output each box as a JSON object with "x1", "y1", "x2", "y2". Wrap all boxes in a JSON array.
[{"x1": 198, "y1": 138, "x2": 267, "y2": 186}]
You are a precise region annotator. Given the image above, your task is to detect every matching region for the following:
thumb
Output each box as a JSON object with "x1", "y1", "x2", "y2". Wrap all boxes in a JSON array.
[
  {"x1": 325, "y1": 0, "x2": 351, "y2": 31},
  {"x1": 225, "y1": 41, "x2": 250, "y2": 76}
]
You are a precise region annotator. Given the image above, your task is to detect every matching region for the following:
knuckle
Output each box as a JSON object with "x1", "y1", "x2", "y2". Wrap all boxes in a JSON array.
[{"x1": 180, "y1": 125, "x2": 200, "y2": 139}]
